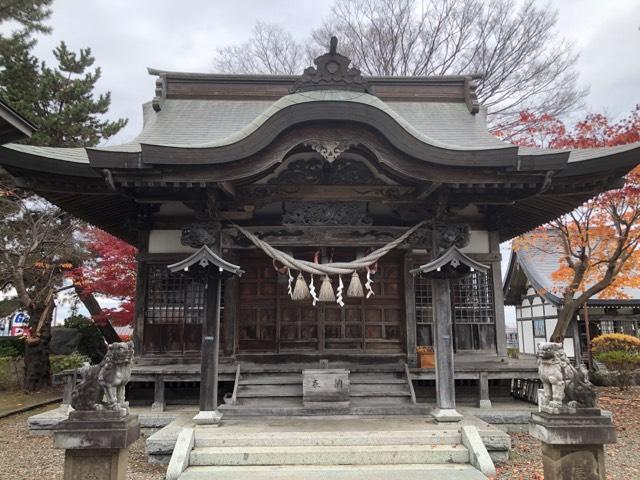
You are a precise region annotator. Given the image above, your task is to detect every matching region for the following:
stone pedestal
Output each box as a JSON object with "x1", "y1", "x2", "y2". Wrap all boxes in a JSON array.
[
  {"x1": 529, "y1": 409, "x2": 616, "y2": 480},
  {"x1": 53, "y1": 411, "x2": 140, "y2": 480},
  {"x1": 303, "y1": 369, "x2": 350, "y2": 408}
]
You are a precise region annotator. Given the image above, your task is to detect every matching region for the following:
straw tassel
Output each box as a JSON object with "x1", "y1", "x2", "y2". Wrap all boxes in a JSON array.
[
  {"x1": 318, "y1": 275, "x2": 336, "y2": 302},
  {"x1": 347, "y1": 271, "x2": 364, "y2": 298},
  {"x1": 292, "y1": 273, "x2": 310, "y2": 300}
]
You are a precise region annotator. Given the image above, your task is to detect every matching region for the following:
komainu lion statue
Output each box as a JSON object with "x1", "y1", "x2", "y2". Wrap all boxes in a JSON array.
[
  {"x1": 537, "y1": 342, "x2": 596, "y2": 411},
  {"x1": 71, "y1": 341, "x2": 134, "y2": 414}
]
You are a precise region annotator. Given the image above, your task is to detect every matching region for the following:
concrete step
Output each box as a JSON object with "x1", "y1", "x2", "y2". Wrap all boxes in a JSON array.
[
  {"x1": 218, "y1": 404, "x2": 430, "y2": 416},
  {"x1": 189, "y1": 444, "x2": 470, "y2": 466},
  {"x1": 195, "y1": 429, "x2": 461, "y2": 448},
  {"x1": 179, "y1": 464, "x2": 487, "y2": 480},
  {"x1": 235, "y1": 398, "x2": 302, "y2": 407}
]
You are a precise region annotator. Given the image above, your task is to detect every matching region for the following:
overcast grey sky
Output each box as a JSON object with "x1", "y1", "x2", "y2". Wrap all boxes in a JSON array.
[{"x1": 22, "y1": 0, "x2": 640, "y2": 146}]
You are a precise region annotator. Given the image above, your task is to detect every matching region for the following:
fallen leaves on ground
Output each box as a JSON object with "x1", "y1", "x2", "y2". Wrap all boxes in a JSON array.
[{"x1": 496, "y1": 386, "x2": 640, "y2": 480}]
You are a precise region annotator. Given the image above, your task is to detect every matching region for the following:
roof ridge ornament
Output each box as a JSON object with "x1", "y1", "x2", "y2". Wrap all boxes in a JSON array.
[{"x1": 290, "y1": 36, "x2": 371, "y2": 94}]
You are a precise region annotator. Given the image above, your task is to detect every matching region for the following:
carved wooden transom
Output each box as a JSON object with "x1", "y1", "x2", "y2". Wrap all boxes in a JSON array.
[{"x1": 262, "y1": 156, "x2": 393, "y2": 186}]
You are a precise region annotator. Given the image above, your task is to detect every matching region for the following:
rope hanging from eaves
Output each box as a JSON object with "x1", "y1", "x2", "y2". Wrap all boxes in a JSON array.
[{"x1": 232, "y1": 220, "x2": 427, "y2": 307}]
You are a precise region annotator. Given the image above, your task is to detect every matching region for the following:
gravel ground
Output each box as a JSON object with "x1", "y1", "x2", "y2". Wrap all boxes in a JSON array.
[
  {"x1": 1, "y1": 387, "x2": 638, "y2": 479},
  {"x1": 0, "y1": 406, "x2": 166, "y2": 480},
  {"x1": 496, "y1": 386, "x2": 640, "y2": 480}
]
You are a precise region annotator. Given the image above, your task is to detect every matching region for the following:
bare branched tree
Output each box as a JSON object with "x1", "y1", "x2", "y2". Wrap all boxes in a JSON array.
[
  {"x1": 0, "y1": 174, "x2": 80, "y2": 391},
  {"x1": 213, "y1": 0, "x2": 586, "y2": 127},
  {"x1": 214, "y1": 21, "x2": 309, "y2": 75}
]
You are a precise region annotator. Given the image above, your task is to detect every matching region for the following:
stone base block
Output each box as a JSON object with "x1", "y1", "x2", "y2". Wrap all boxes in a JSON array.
[
  {"x1": 530, "y1": 409, "x2": 616, "y2": 480},
  {"x1": 63, "y1": 448, "x2": 128, "y2": 480},
  {"x1": 193, "y1": 410, "x2": 223, "y2": 426},
  {"x1": 541, "y1": 443, "x2": 605, "y2": 480},
  {"x1": 529, "y1": 409, "x2": 616, "y2": 446},
  {"x1": 54, "y1": 412, "x2": 140, "y2": 451},
  {"x1": 432, "y1": 408, "x2": 463, "y2": 423},
  {"x1": 478, "y1": 400, "x2": 492, "y2": 409}
]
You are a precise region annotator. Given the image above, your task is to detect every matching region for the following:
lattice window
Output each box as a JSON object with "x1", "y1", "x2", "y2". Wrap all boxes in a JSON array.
[
  {"x1": 452, "y1": 271, "x2": 494, "y2": 324},
  {"x1": 145, "y1": 266, "x2": 206, "y2": 325},
  {"x1": 599, "y1": 320, "x2": 614, "y2": 334},
  {"x1": 414, "y1": 273, "x2": 433, "y2": 346}
]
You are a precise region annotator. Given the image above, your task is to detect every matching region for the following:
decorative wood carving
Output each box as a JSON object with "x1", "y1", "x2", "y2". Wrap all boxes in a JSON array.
[
  {"x1": 290, "y1": 37, "x2": 371, "y2": 94},
  {"x1": 304, "y1": 140, "x2": 354, "y2": 162},
  {"x1": 267, "y1": 157, "x2": 380, "y2": 185},
  {"x1": 181, "y1": 221, "x2": 221, "y2": 248},
  {"x1": 282, "y1": 202, "x2": 372, "y2": 226},
  {"x1": 236, "y1": 185, "x2": 417, "y2": 208},
  {"x1": 434, "y1": 223, "x2": 471, "y2": 252}
]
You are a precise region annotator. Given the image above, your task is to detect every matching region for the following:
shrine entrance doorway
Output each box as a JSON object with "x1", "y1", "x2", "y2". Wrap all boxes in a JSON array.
[{"x1": 237, "y1": 250, "x2": 405, "y2": 355}]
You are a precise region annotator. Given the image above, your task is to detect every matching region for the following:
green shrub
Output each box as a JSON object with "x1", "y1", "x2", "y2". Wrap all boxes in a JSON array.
[
  {"x1": 50, "y1": 352, "x2": 91, "y2": 374},
  {"x1": 594, "y1": 350, "x2": 640, "y2": 390},
  {"x1": 507, "y1": 347, "x2": 519, "y2": 359},
  {"x1": 0, "y1": 336, "x2": 25, "y2": 358},
  {"x1": 591, "y1": 333, "x2": 640, "y2": 355},
  {"x1": 63, "y1": 315, "x2": 106, "y2": 363}
]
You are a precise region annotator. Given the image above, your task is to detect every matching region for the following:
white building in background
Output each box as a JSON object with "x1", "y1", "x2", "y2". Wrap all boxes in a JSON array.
[{"x1": 503, "y1": 242, "x2": 640, "y2": 363}]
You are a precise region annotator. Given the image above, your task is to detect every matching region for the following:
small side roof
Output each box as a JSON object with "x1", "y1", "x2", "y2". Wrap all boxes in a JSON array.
[{"x1": 0, "y1": 99, "x2": 36, "y2": 144}]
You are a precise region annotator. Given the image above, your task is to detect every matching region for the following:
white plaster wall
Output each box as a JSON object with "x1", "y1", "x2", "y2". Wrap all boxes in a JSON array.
[
  {"x1": 544, "y1": 303, "x2": 558, "y2": 317},
  {"x1": 460, "y1": 230, "x2": 490, "y2": 254},
  {"x1": 148, "y1": 230, "x2": 196, "y2": 254},
  {"x1": 520, "y1": 300, "x2": 531, "y2": 318},
  {"x1": 545, "y1": 318, "x2": 558, "y2": 342},
  {"x1": 532, "y1": 297, "x2": 544, "y2": 317},
  {"x1": 563, "y1": 338, "x2": 575, "y2": 358},
  {"x1": 522, "y1": 321, "x2": 534, "y2": 354}
]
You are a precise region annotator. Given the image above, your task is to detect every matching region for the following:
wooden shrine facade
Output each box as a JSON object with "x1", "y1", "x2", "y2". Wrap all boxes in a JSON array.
[{"x1": 1, "y1": 39, "x2": 639, "y2": 375}]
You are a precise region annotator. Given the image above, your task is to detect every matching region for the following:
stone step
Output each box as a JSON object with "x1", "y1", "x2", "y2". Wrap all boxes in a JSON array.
[
  {"x1": 235, "y1": 397, "x2": 302, "y2": 407},
  {"x1": 179, "y1": 464, "x2": 487, "y2": 480},
  {"x1": 218, "y1": 404, "x2": 430, "y2": 416},
  {"x1": 195, "y1": 429, "x2": 461, "y2": 448},
  {"x1": 189, "y1": 444, "x2": 470, "y2": 466}
]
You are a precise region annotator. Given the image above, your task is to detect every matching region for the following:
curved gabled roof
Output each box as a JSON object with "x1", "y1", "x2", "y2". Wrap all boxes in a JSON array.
[{"x1": 503, "y1": 241, "x2": 640, "y2": 307}]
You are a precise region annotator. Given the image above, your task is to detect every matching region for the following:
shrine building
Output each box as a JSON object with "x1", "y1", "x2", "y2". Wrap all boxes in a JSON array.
[{"x1": 2, "y1": 39, "x2": 639, "y2": 420}]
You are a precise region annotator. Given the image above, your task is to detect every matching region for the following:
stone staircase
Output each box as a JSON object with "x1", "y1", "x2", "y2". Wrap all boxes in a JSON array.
[
  {"x1": 177, "y1": 427, "x2": 489, "y2": 480},
  {"x1": 220, "y1": 365, "x2": 425, "y2": 415}
]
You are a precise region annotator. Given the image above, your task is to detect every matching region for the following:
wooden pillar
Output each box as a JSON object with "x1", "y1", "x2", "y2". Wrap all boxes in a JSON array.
[
  {"x1": 432, "y1": 278, "x2": 462, "y2": 422},
  {"x1": 489, "y1": 231, "x2": 507, "y2": 357},
  {"x1": 223, "y1": 251, "x2": 239, "y2": 357},
  {"x1": 404, "y1": 251, "x2": 418, "y2": 367},
  {"x1": 133, "y1": 256, "x2": 147, "y2": 357},
  {"x1": 151, "y1": 375, "x2": 165, "y2": 412},
  {"x1": 194, "y1": 274, "x2": 223, "y2": 425},
  {"x1": 478, "y1": 371, "x2": 491, "y2": 408}
]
